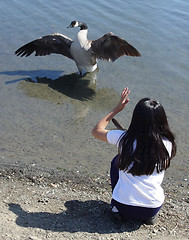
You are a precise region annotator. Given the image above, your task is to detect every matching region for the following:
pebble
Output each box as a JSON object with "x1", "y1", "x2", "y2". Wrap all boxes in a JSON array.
[
  {"x1": 152, "y1": 229, "x2": 158, "y2": 234},
  {"x1": 28, "y1": 237, "x2": 42, "y2": 240}
]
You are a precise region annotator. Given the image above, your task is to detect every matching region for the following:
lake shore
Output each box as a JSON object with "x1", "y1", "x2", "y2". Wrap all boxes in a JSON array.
[{"x1": 0, "y1": 162, "x2": 188, "y2": 240}]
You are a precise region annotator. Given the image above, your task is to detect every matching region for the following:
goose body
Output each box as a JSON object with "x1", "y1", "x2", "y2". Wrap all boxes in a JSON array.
[
  {"x1": 69, "y1": 27, "x2": 98, "y2": 73},
  {"x1": 15, "y1": 20, "x2": 141, "y2": 74}
]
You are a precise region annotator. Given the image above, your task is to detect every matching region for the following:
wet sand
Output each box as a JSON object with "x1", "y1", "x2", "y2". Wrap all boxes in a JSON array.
[{"x1": 1, "y1": 73, "x2": 188, "y2": 181}]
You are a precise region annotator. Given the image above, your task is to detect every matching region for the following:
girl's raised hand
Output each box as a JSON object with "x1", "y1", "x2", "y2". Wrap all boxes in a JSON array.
[
  {"x1": 115, "y1": 87, "x2": 130, "y2": 112},
  {"x1": 91, "y1": 87, "x2": 130, "y2": 142}
]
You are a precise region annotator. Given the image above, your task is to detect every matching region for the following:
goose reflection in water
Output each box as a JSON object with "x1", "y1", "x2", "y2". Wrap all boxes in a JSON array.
[{"x1": 18, "y1": 70, "x2": 120, "y2": 124}]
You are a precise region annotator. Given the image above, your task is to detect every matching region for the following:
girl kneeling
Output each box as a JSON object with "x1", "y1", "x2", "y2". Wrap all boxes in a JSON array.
[{"x1": 91, "y1": 88, "x2": 176, "y2": 225}]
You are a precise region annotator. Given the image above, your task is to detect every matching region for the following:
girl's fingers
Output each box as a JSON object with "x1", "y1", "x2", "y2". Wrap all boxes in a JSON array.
[{"x1": 121, "y1": 88, "x2": 130, "y2": 103}]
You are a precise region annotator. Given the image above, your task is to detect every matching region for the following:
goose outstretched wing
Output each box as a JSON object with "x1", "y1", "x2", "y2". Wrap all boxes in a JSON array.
[
  {"x1": 15, "y1": 33, "x2": 73, "y2": 59},
  {"x1": 91, "y1": 33, "x2": 141, "y2": 62}
]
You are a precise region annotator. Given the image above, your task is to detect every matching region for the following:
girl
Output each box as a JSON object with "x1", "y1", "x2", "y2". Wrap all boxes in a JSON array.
[{"x1": 91, "y1": 88, "x2": 176, "y2": 224}]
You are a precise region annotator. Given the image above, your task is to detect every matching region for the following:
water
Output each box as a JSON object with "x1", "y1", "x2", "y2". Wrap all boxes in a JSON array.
[{"x1": 0, "y1": 0, "x2": 188, "y2": 180}]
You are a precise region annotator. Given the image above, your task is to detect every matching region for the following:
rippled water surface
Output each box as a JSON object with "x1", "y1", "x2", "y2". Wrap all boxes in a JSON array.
[{"x1": 0, "y1": 0, "x2": 188, "y2": 180}]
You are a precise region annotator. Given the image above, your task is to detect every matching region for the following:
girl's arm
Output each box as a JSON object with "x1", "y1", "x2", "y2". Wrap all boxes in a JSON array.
[{"x1": 91, "y1": 87, "x2": 130, "y2": 142}]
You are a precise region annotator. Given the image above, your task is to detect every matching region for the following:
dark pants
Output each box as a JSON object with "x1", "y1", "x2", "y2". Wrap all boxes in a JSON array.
[{"x1": 110, "y1": 155, "x2": 162, "y2": 220}]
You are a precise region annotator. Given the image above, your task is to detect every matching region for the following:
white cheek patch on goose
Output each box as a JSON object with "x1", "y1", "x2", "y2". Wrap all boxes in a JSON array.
[{"x1": 74, "y1": 21, "x2": 79, "y2": 27}]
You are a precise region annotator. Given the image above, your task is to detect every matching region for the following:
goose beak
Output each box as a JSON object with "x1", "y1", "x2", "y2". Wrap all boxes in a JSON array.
[{"x1": 67, "y1": 24, "x2": 72, "y2": 28}]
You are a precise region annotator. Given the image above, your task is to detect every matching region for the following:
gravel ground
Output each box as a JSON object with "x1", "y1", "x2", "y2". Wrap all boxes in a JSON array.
[{"x1": 0, "y1": 163, "x2": 188, "y2": 240}]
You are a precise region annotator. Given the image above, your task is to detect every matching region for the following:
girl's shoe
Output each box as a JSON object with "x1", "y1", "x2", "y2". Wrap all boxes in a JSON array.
[
  {"x1": 111, "y1": 206, "x2": 123, "y2": 221},
  {"x1": 143, "y1": 214, "x2": 158, "y2": 225}
]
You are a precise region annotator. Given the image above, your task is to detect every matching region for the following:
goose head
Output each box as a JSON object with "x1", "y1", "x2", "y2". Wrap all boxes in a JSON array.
[{"x1": 67, "y1": 21, "x2": 88, "y2": 30}]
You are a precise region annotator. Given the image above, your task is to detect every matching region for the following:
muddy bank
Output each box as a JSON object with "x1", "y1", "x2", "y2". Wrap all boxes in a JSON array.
[{"x1": 0, "y1": 162, "x2": 188, "y2": 240}]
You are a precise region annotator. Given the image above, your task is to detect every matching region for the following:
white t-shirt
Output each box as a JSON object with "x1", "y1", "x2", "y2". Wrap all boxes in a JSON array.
[{"x1": 107, "y1": 130, "x2": 172, "y2": 208}]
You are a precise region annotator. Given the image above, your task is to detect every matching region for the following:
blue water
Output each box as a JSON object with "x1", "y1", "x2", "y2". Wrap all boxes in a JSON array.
[{"x1": 0, "y1": 0, "x2": 188, "y2": 179}]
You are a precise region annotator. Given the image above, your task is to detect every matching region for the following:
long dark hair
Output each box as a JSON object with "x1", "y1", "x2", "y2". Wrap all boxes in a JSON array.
[{"x1": 117, "y1": 98, "x2": 176, "y2": 176}]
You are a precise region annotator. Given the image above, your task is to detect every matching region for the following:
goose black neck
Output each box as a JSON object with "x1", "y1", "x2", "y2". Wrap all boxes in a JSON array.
[{"x1": 79, "y1": 23, "x2": 88, "y2": 30}]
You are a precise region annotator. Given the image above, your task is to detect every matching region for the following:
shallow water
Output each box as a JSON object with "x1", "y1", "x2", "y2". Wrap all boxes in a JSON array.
[{"x1": 0, "y1": 0, "x2": 189, "y2": 180}]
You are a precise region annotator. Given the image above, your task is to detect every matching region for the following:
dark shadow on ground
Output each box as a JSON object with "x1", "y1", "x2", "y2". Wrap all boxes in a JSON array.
[
  {"x1": 1, "y1": 69, "x2": 97, "y2": 101},
  {"x1": 31, "y1": 72, "x2": 97, "y2": 101},
  {"x1": 1, "y1": 70, "x2": 63, "y2": 84},
  {"x1": 8, "y1": 201, "x2": 142, "y2": 234}
]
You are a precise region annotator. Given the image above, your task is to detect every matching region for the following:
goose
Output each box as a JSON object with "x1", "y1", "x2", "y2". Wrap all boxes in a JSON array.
[{"x1": 15, "y1": 20, "x2": 141, "y2": 75}]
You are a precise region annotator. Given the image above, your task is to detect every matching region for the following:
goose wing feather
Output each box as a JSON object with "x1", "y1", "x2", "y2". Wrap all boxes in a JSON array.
[
  {"x1": 91, "y1": 33, "x2": 141, "y2": 61},
  {"x1": 15, "y1": 33, "x2": 73, "y2": 59}
]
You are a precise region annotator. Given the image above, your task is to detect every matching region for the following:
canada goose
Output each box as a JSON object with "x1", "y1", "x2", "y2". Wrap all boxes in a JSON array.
[{"x1": 15, "y1": 20, "x2": 141, "y2": 75}]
